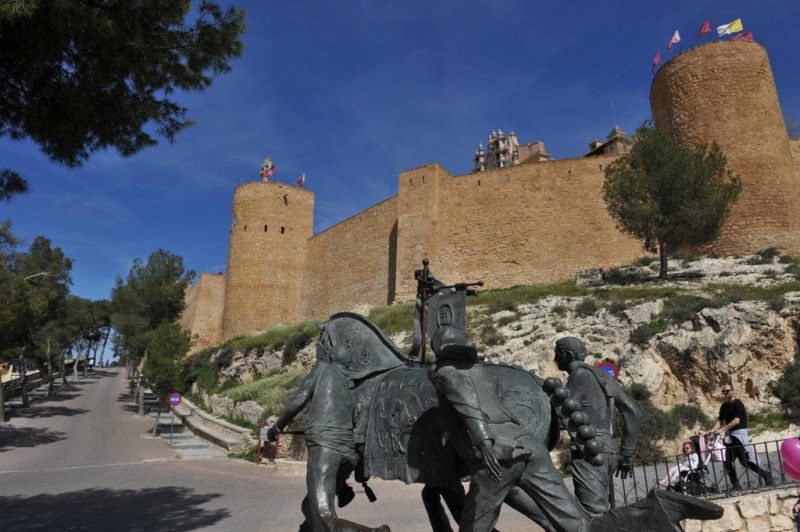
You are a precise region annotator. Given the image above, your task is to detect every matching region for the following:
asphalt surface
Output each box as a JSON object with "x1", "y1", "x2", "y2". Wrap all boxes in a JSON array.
[{"x1": 0, "y1": 368, "x2": 541, "y2": 531}]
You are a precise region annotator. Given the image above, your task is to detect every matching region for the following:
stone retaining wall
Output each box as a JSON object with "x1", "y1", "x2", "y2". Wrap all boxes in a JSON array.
[{"x1": 684, "y1": 488, "x2": 800, "y2": 532}]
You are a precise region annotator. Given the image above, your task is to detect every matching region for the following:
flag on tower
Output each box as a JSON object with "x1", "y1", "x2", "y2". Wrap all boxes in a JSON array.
[
  {"x1": 260, "y1": 157, "x2": 276, "y2": 180},
  {"x1": 732, "y1": 30, "x2": 754, "y2": 42},
  {"x1": 717, "y1": 19, "x2": 743, "y2": 37},
  {"x1": 296, "y1": 173, "x2": 306, "y2": 188},
  {"x1": 668, "y1": 30, "x2": 681, "y2": 54},
  {"x1": 696, "y1": 19, "x2": 711, "y2": 41},
  {"x1": 652, "y1": 50, "x2": 661, "y2": 75}
]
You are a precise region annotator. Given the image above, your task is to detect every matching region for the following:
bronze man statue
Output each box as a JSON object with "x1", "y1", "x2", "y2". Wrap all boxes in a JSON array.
[
  {"x1": 268, "y1": 337, "x2": 388, "y2": 532},
  {"x1": 554, "y1": 337, "x2": 641, "y2": 518}
]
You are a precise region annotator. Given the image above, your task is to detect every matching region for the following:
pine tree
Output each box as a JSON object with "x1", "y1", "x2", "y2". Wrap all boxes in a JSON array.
[{"x1": 603, "y1": 121, "x2": 742, "y2": 279}]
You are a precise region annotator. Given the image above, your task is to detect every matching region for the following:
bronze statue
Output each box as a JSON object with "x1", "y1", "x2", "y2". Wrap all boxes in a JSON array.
[
  {"x1": 267, "y1": 262, "x2": 724, "y2": 531},
  {"x1": 553, "y1": 336, "x2": 642, "y2": 517}
]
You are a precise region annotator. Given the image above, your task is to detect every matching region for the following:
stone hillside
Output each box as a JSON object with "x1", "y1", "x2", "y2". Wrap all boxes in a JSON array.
[{"x1": 207, "y1": 255, "x2": 799, "y2": 439}]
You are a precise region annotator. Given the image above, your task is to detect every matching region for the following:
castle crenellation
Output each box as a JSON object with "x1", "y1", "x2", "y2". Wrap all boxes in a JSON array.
[{"x1": 179, "y1": 40, "x2": 800, "y2": 351}]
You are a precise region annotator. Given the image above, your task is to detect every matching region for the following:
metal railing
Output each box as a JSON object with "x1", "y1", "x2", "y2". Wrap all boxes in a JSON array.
[{"x1": 611, "y1": 437, "x2": 799, "y2": 507}]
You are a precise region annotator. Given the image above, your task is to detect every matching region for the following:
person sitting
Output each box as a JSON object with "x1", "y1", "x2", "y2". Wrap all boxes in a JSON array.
[{"x1": 659, "y1": 441, "x2": 700, "y2": 488}]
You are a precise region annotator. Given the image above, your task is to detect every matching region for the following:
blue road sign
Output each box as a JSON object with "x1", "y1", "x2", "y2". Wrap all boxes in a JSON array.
[
  {"x1": 597, "y1": 361, "x2": 619, "y2": 381},
  {"x1": 168, "y1": 392, "x2": 182, "y2": 407}
]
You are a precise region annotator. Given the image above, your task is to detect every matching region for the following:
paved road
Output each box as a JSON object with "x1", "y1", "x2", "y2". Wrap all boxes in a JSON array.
[{"x1": 0, "y1": 368, "x2": 540, "y2": 531}]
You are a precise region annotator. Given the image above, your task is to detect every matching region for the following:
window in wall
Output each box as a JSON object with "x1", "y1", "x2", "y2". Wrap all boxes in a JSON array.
[
  {"x1": 264, "y1": 225, "x2": 268, "y2": 232},
  {"x1": 281, "y1": 226, "x2": 285, "y2": 234}
]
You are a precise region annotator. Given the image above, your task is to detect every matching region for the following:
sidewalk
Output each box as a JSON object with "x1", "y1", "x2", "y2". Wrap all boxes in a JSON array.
[{"x1": 145, "y1": 408, "x2": 227, "y2": 460}]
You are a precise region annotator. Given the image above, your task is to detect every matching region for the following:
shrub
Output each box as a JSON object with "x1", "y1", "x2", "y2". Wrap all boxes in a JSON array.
[
  {"x1": 608, "y1": 299, "x2": 628, "y2": 317},
  {"x1": 281, "y1": 324, "x2": 318, "y2": 365},
  {"x1": 552, "y1": 304, "x2": 567, "y2": 316},
  {"x1": 496, "y1": 313, "x2": 518, "y2": 327},
  {"x1": 487, "y1": 298, "x2": 518, "y2": 314},
  {"x1": 478, "y1": 322, "x2": 505, "y2": 346},
  {"x1": 369, "y1": 303, "x2": 415, "y2": 335},
  {"x1": 768, "y1": 297, "x2": 786, "y2": 312},
  {"x1": 769, "y1": 360, "x2": 800, "y2": 424},
  {"x1": 660, "y1": 294, "x2": 712, "y2": 324},
  {"x1": 574, "y1": 298, "x2": 598, "y2": 318},
  {"x1": 629, "y1": 319, "x2": 667, "y2": 346},
  {"x1": 747, "y1": 247, "x2": 781, "y2": 265},
  {"x1": 182, "y1": 349, "x2": 215, "y2": 391},
  {"x1": 669, "y1": 404, "x2": 709, "y2": 429},
  {"x1": 618, "y1": 383, "x2": 681, "y2": 463}
]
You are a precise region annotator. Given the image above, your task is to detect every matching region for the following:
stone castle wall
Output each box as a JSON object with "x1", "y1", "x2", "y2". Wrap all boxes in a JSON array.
[
  {"x1": 301, "y1": 196, "x2": 399, "y2": 320},
  {"x1": 651, "y1": 40, "x2": 800, "y2": 257},
  {"x1": 182, "y1": 40, "x2": 800, "y2": 348},
  {"x1": 178, "y1": 272, "x2": 226, "y2": 351},
  {"x1": 439, "y1": 157, "x2": 645, "y2": 298}
]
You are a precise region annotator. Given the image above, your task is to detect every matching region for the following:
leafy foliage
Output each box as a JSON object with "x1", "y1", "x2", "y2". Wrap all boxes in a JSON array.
[
  {"x1": 142, "y1": 322, "x2": 191, "y2": 399},
  {"x1": 0, "y1": 169, "x2": 28, "y2": 202},
  {"x1": 603, "y1": 121, "x2": 742, "y2": 279},
  {"x1": 110, "y1": 249, "x2": 194, "y2": 400},
  {"x1": 620, "y1": 384, "x2": 680, "y2": 463},
  {"x1": 0, "y1": 0, "x2": 245, "y2": 191},
  {"x1": 770, "y1": 360, "x2": 800, "y2": 424}
]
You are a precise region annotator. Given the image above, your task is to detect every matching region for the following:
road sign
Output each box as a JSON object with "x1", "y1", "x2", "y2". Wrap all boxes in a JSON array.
[
  {"x1": 168, "y1": 392, "x2": 182, "y2": 407},
  {"x1": 597, "y1": 361, "x2": 619, "y2": 381}
]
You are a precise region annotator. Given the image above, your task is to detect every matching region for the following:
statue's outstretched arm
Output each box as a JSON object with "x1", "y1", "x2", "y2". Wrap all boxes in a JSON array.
[{"x1": 268, "y1": 364, "x2": 321, "y2": 440}]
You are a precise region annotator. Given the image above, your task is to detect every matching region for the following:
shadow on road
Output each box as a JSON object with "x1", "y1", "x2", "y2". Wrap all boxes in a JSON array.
[
  {"x1": 8, "y1": 406, "x2": 89, "y2": 419},
  {"x1": 0, "y1": 426, "x2": 67, "y2": 452},
  {"x1": 0, "y1": 486, "x2": 230, "y2": 531}
]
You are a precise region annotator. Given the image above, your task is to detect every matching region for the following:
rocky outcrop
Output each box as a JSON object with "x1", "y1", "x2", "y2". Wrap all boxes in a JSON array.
[{"x1": 479, "y1": 256, "x2": 799, "y2": 414}]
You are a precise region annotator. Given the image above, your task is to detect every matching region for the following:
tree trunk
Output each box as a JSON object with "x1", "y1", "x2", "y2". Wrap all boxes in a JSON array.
[
  {"x1": 0, "y1": 378, "x2": 5, "y2": 423},
  {"x1": 97, "y1": 329, "x2": 110, "y2": 368},
  {"x1": 137, "y1": 351, "x2": 148, "y2": 417},
  {"x1": 46, "y1": 336, "x2": 54, "y2": 396},
  {"x1": 659, "y1": 240, "x2": 669, "y2": 280},
  {"x1": 19, "y1": 352, "x2": 29, "y2": 408},
  {"x1": 60, "y1": 355, "x2": 67, "y2": 385}
]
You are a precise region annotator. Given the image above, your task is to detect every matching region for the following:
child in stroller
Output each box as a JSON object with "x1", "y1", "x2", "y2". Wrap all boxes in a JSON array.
[
  {"x1": 660, "y1": 439, "x2": 700, "y2": 489},
  {"x1": 660, "y1": 434, "x2": 722, "y2": 496}
]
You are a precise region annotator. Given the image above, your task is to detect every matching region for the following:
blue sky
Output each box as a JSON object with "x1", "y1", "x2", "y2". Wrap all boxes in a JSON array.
[{"x1": 2, "y1": 0, "x2": 798, "y2": 302}]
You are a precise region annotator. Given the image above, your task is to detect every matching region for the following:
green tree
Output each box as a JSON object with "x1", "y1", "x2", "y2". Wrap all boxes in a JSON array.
[
  {"x1": 0, "y1": 235, "x2": 73, "y2": 416},
  {"x1": 0, "y1": 0, "x2": 245, "y2": 195},
  {"x1": 111, "y1": 249, "x2": 194, "y2": 415},
  {"x1": 0, "y1": 170, "x2": 28, "y2": 202},
  {"x1": 143, "y1": 322, "x2": 192, "y2": 432},
  {"x1": 603, "y1": 121, "x2": 742, "y2": 280}
]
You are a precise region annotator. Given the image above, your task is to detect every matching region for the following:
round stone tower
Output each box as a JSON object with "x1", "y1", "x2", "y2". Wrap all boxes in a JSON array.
[
  {"x1": 222, "y1": 182, "x2": 314, "y2": 340},
  {"x1": 650, "y1": 40, "x2": 800, "y2": 256}
]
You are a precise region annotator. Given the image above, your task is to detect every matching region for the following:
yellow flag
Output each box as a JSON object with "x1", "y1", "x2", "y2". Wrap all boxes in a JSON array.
[{"x1": 717, "y1": 19, "x2": 744, "y2": 37}]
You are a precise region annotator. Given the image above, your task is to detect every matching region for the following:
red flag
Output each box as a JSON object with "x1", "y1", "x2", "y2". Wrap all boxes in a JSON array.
[
  {"x1": 652, "y1": 50, "x2": 661, "y2": 74},
  {"x1": 732, "y1": 30, "x2": 754, "y2": 41},
  {"x1": 668, "y1": 30, "x2": 681, "y2": 54},
  {"x1": 696, "y1": 19, "x2": 711, "y2": 41},
  {"x1": 296, "y1": 173, "x2": 306, "y2": 188}
]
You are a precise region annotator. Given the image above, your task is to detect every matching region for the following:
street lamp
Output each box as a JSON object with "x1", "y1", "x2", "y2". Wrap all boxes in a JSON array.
[{"x1": 24, "y1": 271, "x2": 49, "y2": 281}]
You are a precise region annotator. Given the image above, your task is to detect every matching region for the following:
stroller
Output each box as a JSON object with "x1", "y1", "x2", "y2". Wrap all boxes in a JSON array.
[{"x1": 666, "y1": 434, "x2": 725, "y2": 496}]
